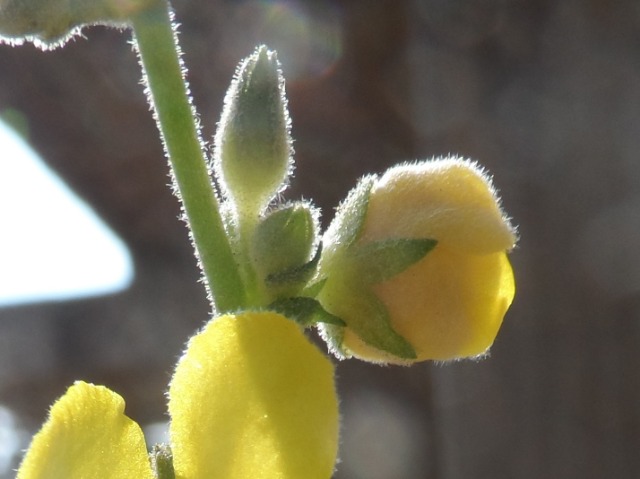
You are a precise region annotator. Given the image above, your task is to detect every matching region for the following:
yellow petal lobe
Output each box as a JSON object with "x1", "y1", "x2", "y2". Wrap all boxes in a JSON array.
[
  {"x1": 361, "y1": 159, "x2": 517, "y2": 254},
  {"x1": 16, "y1": 381, "x2": 154, "y2": 479},
  {"x1": 344, "y1": 250, "x2": 515, "y2": 362},
  {"x1": 169, "y1": 312, "x2": 338, "y2": 479}
]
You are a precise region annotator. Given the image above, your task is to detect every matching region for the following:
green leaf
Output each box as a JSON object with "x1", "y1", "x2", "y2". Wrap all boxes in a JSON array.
[
  {"x1": 269, "y1": 297, "x2": 346, "y2": 327},
  {"x1": 0, "y1": 0, "x2": 144, "y2": 48},
  {"x1": 350, "y1": 238, "x2": 437, "y2": 284}
]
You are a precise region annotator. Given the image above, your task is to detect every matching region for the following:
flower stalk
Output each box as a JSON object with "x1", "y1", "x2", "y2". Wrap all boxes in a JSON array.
[{"x1": 130, "y1": 0, "x2": 246, "y2": 312}]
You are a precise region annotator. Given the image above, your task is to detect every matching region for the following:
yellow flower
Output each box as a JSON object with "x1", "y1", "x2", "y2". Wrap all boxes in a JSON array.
[
  {"x1": 16, "y1": 381, "x2": 155, "y2": 479},
  {"x1": 17, "y1": 312, "x2": 339, "y2": 479},
  {"x1": 318, "y1": 157, "x2": 517, "y2": 363}
]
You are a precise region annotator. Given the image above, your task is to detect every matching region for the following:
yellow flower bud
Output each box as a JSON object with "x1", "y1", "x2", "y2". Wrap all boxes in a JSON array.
[{"x1": 318, "y1": 157, "x2": 517, "y2": 363}]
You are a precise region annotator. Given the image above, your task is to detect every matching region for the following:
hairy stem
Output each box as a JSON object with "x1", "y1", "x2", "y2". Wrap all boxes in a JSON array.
[{"x1": 131, "y1": 1, "x2": 246, "y2": 312}]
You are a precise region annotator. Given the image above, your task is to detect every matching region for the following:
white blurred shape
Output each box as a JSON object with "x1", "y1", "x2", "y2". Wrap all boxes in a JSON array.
[
  {"x1": 0, "y1": 405, "x2": 24, "y2": 475},
  {"x1": 144, "y1": 421, "x2": 169, "y2": 446},
  {"x1": 0, "y1": 119, "x2": 133, "y2": 306}
]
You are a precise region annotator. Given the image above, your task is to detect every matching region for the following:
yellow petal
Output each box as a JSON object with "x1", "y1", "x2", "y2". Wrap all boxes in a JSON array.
[
  {"x1": 169, "y1": 312, "x2": 338, "y2": 479},
  {"x1": 361, "y1": 158, "x2": 517, "y2": 254},
  {"x1": 343, "y1": 249, "x2": 515, "y2": 362},
  {"x1": 17, "y1": 381, "x2": 154, "y2": 479}
]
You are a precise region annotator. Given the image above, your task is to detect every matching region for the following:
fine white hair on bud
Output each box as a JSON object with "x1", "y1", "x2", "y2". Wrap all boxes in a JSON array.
[
  {"x1": 213, "y1": 45, "x2": 293, "y2": 218},
  {"x1": 361, "y1": 157, "x2": 517, "y2": 254}
]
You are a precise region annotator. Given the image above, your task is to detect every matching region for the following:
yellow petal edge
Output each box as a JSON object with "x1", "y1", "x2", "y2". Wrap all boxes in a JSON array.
[
  {"x1": 17, "y1": 381, "x2": 154, "y2": 479},
  {"x1": 169, "y1": 312, "x2": 339, "y2": 479}
]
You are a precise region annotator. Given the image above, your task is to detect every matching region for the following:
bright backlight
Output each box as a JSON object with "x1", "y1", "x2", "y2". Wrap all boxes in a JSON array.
[{"x1": 0, "y1": 120, "x2": 133, "y2": 306}]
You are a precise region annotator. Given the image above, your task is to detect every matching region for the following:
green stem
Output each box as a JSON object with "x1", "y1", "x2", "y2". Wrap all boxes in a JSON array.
[
  {"x1": 130, "y1": 1, "x2": 246, "y2": 312},
  {"x1": 236, "y1": 214, "x2": 266, "y2": 307},
  {"x1": 151, "y1": 444, "x2": 175, "y2": 479}
]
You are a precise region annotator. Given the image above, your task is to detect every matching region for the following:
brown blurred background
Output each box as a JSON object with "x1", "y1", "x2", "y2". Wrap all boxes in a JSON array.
[{"x1": 1, "y1": 0, "x2": 639, "y2": 477}]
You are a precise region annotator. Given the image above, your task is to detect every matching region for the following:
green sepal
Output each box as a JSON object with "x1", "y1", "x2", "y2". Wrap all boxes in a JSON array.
[
  {"x1": 318, "y1": 274, "x2": 417, "y2": 360},
  {"x1": 350, "y1": 238, "x2": 437, "y2": 284},
  {"x1": 151, "y1": 444, "x2": 175, "y2": 479},
  {"x1": 265, "y1": 242, "x2": 321, "y2": 288},
  {"x1": 317, "y1": 322, "x2": 347, "y2": 360},
  {"x1": 328, "y1": 175, "x2": 375, "y2": 249},
  {"x1": 333, "y1": 287, "x2": 417, "y2": 360},
  {"x1": 251, "y1": 202, "x2": 320, "y2": 300},
  {"x1": 302, "y1": 277, "x2": 328, "y2": 298},
  {"x1": 269, "y1": 297, "x2": 346, "y2": 327},
  {"x1": 253, "y1": 203, "x2": 317, "y2": 277}
]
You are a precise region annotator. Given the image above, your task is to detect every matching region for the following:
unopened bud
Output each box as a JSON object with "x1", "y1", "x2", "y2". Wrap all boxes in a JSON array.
[
  {"x1": 252, "y1": 202, "x2": 319, "y2": 299},
  {"x1": 317, "y1": 157, "x2": 517, "y2": 363},
  {"x1": 214, "y1": 45, "x2": 292, "y2": 216}
]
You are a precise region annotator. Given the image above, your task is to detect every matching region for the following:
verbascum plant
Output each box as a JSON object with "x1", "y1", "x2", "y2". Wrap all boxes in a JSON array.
[{"x1": 2, "y1": 0, "x2": 518, "y2": 477}]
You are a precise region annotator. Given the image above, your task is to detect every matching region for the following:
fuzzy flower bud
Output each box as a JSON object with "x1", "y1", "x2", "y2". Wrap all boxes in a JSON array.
[
  {"x1": 214, "y1": 45, "x2": 292, "y2": 217},
  {"x1": 252, "y1": 202, "x2": 320, "y2": 299},
  {"x1": 317, "y1": 157, "x2": 517, "y2": 363}
]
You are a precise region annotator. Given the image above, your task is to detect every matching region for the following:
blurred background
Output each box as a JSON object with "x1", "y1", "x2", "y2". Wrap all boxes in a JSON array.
[{"x1": 1, "y1": 0, "x2": 639, "y2": 477}]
